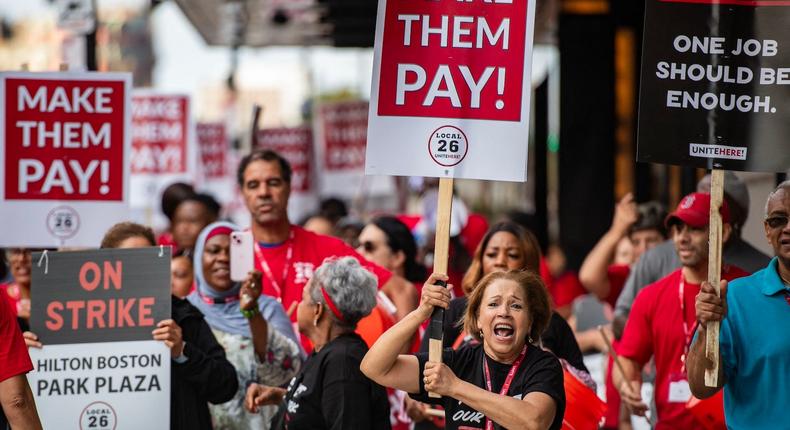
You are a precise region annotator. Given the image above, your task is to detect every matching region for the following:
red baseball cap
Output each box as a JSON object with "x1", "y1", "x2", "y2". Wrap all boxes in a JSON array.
[{"x1": 665, "y1": 192, "x2": 730, "y2": 229}]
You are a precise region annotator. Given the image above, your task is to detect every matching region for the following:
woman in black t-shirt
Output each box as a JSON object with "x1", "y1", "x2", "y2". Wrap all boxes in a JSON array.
[
  {"x1": 362, "y1": 270, "x2": 566, "y2": 430},
  {"x1": 245, "y1": 257, "x2": 391, "y2": 430}
]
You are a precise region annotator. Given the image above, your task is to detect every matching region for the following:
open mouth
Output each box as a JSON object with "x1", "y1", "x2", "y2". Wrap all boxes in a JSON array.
[{"x1": 493, "y1": 323, "x2": 514, "y2": 340}]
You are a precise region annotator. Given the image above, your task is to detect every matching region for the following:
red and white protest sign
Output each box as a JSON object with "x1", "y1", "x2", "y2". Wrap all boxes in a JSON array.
[
  {"x1": 131, "y1": 93, "x2": 189, "y2": 175},
  {"x1": 0, "y1": 71, "x2": 131, "y2": 247},
  {"x1": 315, "y1": 100, "x2": 394, "y2": 197},
  {"x1": 196, "y1": 122, "x2": 227, "y2": 180},
  {"x1": 128, "y1": 92, "x2": 195, "y2": 220},
  {"x1": 256, "y1": 126, "x2": 317, "y2": 223},
  {"x1": 257, "y1": 126, "x2": 314, "y2": 194},
  {"x1": 367, "y1": 0, "x2": 536, "y2": 181}
]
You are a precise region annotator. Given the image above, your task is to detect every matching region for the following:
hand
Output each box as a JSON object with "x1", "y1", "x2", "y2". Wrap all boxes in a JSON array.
[
  {"x1": 151, "y1": 319, "x2": 184, "y2": 358},
  {"x1": 619, "y1": 380, "x2": 648, "y2": 417},
  {"x1": 696, "y1": 280, "x2": 728, "y2": 329},
  {"x1": 404, "y1": 397, "x2": 430, "y2": 423},
  {"x1": 17, "y1": 299, "x2": 31, "y2": 319},
  {"x1": 23, "y1": 331, "x2": 43, "y2": 349},
  {"x1": 611, "y1": 193, "x2": 639, "y2": 235},
  {"x1": 245, "y1": 383, "x2": 285, "y2": 413},
  {"x1": 240, "y1": 270, "x2": 263, "y2": 311},
  {"x1": 423, "y1": 361, "x2": 459, "y2": 397},
  {"x1": 417, "y1": 273, "x2": 452, "y2": 321}
]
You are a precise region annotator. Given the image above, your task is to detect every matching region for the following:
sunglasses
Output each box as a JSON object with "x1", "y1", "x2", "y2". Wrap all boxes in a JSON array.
[{"x1": 765, "y1": 215, "x2": 789, "y2": 230}]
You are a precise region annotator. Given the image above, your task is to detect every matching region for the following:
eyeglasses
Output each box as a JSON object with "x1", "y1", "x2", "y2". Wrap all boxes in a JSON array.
[{"x1": 765, "y1": 215, "x2": 789, "y2": 229}]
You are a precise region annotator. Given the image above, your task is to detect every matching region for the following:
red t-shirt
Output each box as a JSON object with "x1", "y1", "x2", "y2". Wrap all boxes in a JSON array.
[
  {"x1": 255, "y1": 225, "x2": 393, "y2": 317},
  {"x1": 605, "y1": 264, "x2": 631, "y2": 308},
  {"x1": 549, "y1": 271, "x2": 586, "y2": 309},
  {"x1": 618, "y1": 265, "x2": 748, "y2": 429},
  {"x1": 0, "y1": 292, "x2": 33, "y2": 382}
]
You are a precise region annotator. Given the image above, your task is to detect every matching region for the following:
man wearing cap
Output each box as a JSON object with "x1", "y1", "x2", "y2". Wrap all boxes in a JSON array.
[
  {"x1": 613, "y1": 193, "x2": 749, "y2": 429},
  {"x1": 687, "y1": 181, "x2": 790, "y2": 429},
  {"x1": 613, "y1": 172, "x2": 770, "y2": 338}
]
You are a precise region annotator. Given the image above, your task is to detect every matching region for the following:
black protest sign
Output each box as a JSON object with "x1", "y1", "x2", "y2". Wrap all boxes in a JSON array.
[
  {"x1": 637, "y1": 0, "x2": 790, "y2": 172},
  {"x1": 31, "y1": 247, "x2": 171, "y2": 345}
]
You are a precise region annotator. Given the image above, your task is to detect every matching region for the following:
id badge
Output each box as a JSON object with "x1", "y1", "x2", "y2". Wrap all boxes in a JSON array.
[{"x1": 668, "y1": 372, "x2": 691, "y2": 403}]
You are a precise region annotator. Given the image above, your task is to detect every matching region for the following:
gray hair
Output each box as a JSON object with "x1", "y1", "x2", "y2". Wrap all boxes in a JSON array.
[
  {"x1": 764, "y1": 180, "x2": 790, "y2": 217},
  {"x1": 310, "y1": 256, "x2": 378, "y2": 329}
]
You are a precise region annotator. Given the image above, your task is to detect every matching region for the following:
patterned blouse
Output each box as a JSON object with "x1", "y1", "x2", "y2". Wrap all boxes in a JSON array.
[{"x1": 209, "y1": 326, "x2": 303, "y2": 430}]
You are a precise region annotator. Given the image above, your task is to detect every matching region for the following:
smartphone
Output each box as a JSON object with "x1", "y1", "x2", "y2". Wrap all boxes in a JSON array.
[{"x1": 230, "y1": 231, "x2": 254, "y2": 282}]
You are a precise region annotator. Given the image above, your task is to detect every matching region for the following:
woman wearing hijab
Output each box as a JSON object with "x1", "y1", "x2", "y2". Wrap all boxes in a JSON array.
[
  {"x1": 244, "y1": 257, "x2": 391, "y2": 429},
  {"x1": 187, "y1": 222, "x2": 303, "y2": 429}
]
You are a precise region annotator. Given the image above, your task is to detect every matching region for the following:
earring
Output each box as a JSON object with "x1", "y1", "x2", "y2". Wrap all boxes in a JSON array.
[
  {"x1": 313, "y1": 318, "x2": 319, "y2": 327},
  {"x1": 479, "y1": 330, "x2": 484, "y2": 338}
]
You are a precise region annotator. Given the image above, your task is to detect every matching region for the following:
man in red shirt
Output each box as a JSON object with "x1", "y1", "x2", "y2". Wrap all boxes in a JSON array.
[
  {"x1": 237, "y1": 150, "x2": 418, "y2": 329},
  {"x1": 0, "y1": 291, "x2": 42, "y2": 429},
  {"x1": 614, "y1": 192, "x2": 748, "y2": 429}
]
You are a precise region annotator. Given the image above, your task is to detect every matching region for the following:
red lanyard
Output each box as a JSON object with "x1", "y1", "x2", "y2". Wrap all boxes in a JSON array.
[
  {"x1": 482, "y1": 345, "x2": 527, "y2": 430},
  {"x1": 197, "y1": 287, "x2": 239, "y2": 305},
  {"x1": 678, "y1": 277, "x2": 693, "y2": 371},
  {"x1": 253, "y1": 230, "x2": 294, "y2": 303}
]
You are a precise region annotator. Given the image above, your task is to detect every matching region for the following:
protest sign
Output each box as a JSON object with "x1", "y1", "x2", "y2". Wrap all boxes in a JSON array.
[
  {"x1": 29, "y1": 247, "x2": 171, "y2": 430},
  {"x1": 129, "y1": 92, "x2": 196, "y2": 228},
  {"x1": 637, "y1": 0, "x2": 790, "y2": 172},
  {"x1": 256, "y1": 126, "x2": 317, "y2": 221},
  {"x1": 0, "y1": 72, "x2": 131, "y2": 247},
  {"x1": 314, "y1": 100, "x2": 393, "y2": 197},
  {"x1": 366, "y1": 0, "x2": 536, "y2": 181},
  {"x1": 196, "y1": 122, "x2": 227, "y2": 181}
]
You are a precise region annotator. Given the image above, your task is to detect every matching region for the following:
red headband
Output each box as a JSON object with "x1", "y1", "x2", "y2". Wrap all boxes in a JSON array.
[
  {"x1": 320, "y1": 286, "x2": 345, "y2": 322},
  {"x1": 205, "y1": 226, "x2": 233, "y2": 242}
]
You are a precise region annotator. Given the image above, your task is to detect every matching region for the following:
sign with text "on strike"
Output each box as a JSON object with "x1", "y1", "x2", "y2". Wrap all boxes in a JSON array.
[
  {"x1": 29, "y1": 247, "x2": 171, "y2": 430},
  {"x1": 0, "y1": 72, "x2": 131, "y2": 248},
  {"x1": 366, "y1": 0, "x2": 536, "y2": 182}
]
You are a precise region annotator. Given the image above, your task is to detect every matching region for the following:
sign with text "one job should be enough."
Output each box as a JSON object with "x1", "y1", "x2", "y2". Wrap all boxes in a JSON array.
[
  {"x1": 0, "y1": 72, "x2": 132, "y2": 248},
  {"x1": 366, "y1": 0, "x2": 537, "y2": 182},
  {"x1": 637, "y1": 0, "x2": 790, "y2": 172},
  {"x1": 29, "y1": 247, "x2": 171, "y2": 430}
]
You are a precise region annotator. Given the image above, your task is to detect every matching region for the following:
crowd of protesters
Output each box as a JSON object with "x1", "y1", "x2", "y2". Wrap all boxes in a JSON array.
[{"x1": 2, "y1": 148, "x2": 789, "y2": 430}]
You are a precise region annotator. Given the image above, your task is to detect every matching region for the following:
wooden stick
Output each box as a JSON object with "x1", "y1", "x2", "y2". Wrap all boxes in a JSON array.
[
  {"x1": 424, "y1": 407, "x2": 446, "y2": 419},
  {"x1": 428, "y1": 177, "x2": 454, "y2": 398},
  {"x1": 705, "y1": 169, "x2": 724, "y2": 387},
  {"x1": 598, "y1": 326, "x2": 652, "y2": 427},
  {"x1": 249, "y1": 104, "x2": 263, "y2": 152}
]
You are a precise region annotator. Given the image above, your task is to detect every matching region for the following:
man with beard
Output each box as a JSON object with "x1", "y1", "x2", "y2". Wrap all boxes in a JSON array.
[
  {"x1": 688, "y1": 181, "x2": 790, "y2": 429},
  {"x1": 614, "y1": 193, "x2": 748, "y2": 429}
]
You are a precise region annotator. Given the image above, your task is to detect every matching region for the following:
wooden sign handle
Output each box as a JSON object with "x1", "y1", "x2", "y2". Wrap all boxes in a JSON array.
[
  {"x1": 428, "y1": 177, "x2": 453, "y2": 398},
  {"x1": 704, "y1": 169, "x2": 724, "y2": 387}
]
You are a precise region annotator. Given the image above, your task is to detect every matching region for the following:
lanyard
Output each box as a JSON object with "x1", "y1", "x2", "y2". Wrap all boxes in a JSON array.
[
  {"x1": 197, "y1": 287, "x2": 239, "y2": 305},
  {"x1": 253, "y1": 230, "x2": 294, "y2": 303},
  {"x1": 678, "y1": 277, "x2": 693, "y2": 372},
  {"x1": 482, "y1": 345, "x2": 527, "y2": 430}
]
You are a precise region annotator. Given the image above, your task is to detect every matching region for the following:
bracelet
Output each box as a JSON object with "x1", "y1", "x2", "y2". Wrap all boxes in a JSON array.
[{"x1": 240, "y1": 305, "x2": 260, "y2": 319}]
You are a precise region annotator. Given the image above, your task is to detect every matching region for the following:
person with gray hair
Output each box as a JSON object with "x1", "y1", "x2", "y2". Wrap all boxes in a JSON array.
[
  {"x1": 687, "y1": 180, "x2": 790, "y2": 429},
  {"x1": 244, "y1": 257, "x2": 392, "y2": 429}
]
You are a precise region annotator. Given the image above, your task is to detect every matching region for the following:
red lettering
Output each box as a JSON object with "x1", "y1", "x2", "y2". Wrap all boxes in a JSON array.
[
  {"x1": 104, "y1": 261, "x2": 122, "y2": 290},
  {"x1": 117, "y1": 298, "x2": 136, "y2": 327},
  {"x1": 86, "y1": 300, "x2": 107, "y2": 329},
  {"x1": 66, "y1": 301, "x2": 85, "y2": 329},
  {"x1": 45, "y1": 302, "x2": 64, "y2": 331},
  {"x1": 109, "y1": 298, "x2": 116, "y2": 328},
  {"x1": 138, "y1": 297, "x2": 155, "y2": 327},
  {"x1": 79, "y1": 261, "x2": 100, "y2": 291}
]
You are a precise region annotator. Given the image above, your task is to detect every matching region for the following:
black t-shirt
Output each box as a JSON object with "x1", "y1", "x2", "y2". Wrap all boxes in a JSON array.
[
  {"x1": 277, "y1": 333, "x2": 391, "y2": 430},
  {"x1": 411, "y1": 343, "x2": 566, "y2": 430},
  {"x1": 420, "y1": 297, "x2": 588, "y2": 373}
]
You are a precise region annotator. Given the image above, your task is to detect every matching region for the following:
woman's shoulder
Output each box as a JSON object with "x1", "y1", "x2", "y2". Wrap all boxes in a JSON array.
[{"x1": 521, "y1": 345, "x2": 563, "y2": 375}]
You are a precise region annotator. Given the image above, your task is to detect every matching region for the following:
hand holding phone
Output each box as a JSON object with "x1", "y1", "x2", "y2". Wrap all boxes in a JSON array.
[{"x1": 230, "y1": 231, "x2": 254, "y2": 282}]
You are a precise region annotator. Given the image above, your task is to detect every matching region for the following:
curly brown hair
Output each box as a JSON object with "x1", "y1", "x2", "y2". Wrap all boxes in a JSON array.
[
  {"x1": 101, "y1": 222, "x2": 156, "y2": 249},
  {"x1": 463, "y1": 270, "x2": 551, "y2": 344}
]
